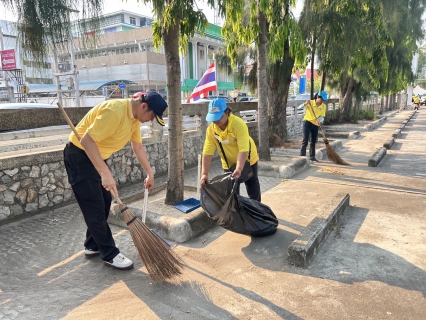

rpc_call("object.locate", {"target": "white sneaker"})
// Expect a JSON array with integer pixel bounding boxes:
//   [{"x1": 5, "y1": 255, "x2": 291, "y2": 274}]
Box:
[
  {"x1": 84, "y1": 248, "x2": 100, "y2": 258},
  {"x1": 104, "y1": 253, "x2": 134, "y2": 270}
]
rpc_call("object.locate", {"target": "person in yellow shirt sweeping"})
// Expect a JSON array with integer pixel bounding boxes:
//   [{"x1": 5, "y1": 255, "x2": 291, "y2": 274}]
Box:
[
  {"x1": 63, "y1": 92, "x2": 167, "y2": 270},
  {"x1": 413, "y1": 96, "x2": 420, "y2": 111},
  {"x1": 200, "y1": 98, "x2": 261, "y2": 202},
  {"x1": 300, "y1": 91, "x2": 328, "y2": 162}
]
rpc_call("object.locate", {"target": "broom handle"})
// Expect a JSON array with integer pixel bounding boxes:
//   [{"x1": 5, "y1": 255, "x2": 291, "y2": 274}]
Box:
[
  {"x1": 142, "y1": 188, "x2": 148, "y2": 223},
  {"x1": 306, "y1": 102, "x2": 328, "y2": 141},
  {"x1": 196, "y1": 154, "x2": 201, "y2": 200},
  {"x1": 57, "y1": 102, "x2": 81, "y2": 141},
  {"x1": 56, "y1": 102, "x2": 124, "y2": 205}
]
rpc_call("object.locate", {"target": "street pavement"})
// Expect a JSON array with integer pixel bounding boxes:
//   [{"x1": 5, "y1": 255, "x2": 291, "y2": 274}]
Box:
[{"x1": 0, "y1": 109, "x2": 425, "y2": 319}]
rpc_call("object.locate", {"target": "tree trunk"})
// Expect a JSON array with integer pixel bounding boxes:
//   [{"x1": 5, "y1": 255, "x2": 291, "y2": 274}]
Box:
[
  {"x1": 310, "y1": 30, "x2": 316, "y2": 99},
  {"x1": 385, "y1": 95, "x2": 389, "y2": 111},
  {"x1": 257, "y1": 4, "x2": 271, "y2": 161},
  {"x1": 321, "y1": 71, "x2": 327, "y2": 92},
  {"x1": 163, "y1": 21, "x2": 184, "y2": 204},
  {"x1": 339, "y1": 76, "x2": 355, "y2": 122},
  {"x1": 268, "y1": 39, "x2": 294, "y2": 143},
  {"x1": 379, "y1": 96, "x2": 384, "y2": 115}
]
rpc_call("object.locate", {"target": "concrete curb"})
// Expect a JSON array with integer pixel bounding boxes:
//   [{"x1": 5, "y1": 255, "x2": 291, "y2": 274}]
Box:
[
  {"x1": 368, "y1": 147, "x2": 387, "y2": 167},
  {"x1": 316, "y1": 140, "x2": 343, "y2": 160},
  {"x1": 109, "y1": 203, "x2": 214, "y2": 243},
  {"x1": 323, "y1": 131, "x2": 360, "y2": 139},
  {"x1": 392, "y1": 129, "x2": 401, "y2": 138},
  {"x1": 363, "y1": 116, "x2": 388, "y2": 131},
  {"x1": 287, "y1": 192, "x2": 350, "y2": 267},
  {"x1": 383, "y1": 137, "x2": 395, "y2": 150},
  {"x1": 258, "y1": 155, "x2": 310, "y2": 179}
]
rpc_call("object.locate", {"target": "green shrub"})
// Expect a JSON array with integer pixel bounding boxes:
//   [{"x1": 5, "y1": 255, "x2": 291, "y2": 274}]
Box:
[{"x1": 354, "y1": 109, "x2": 376, "y2": 121}]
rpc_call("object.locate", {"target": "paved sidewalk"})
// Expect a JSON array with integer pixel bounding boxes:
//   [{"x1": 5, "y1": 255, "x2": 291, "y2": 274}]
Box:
[{"x1": 0, "y1": 110, "x2": 425, "y2": 319}]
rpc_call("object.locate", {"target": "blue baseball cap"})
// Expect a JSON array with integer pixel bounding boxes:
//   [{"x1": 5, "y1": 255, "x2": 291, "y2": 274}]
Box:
[
  {"x1": 318, "y1": 90, "x2": 328, "y2": 102},
  {"x1": 140, "y1": 91, "x2": 168, "y2": 126},
  {"x1": 206, "y1": 98, "x2": 227, "y2": 122}
]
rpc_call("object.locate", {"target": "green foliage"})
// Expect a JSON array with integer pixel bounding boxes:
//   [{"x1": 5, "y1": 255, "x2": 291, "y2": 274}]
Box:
[
  {"x1": 350, "y1": 109, "x2": 376, "y2": 123},
  {"x1": 7, "y1": 0, "x2": 102, "y2": 66},
  {"x1": 221, "y1": 0, "x2": 306, "y2": 69},
  {"x1": 324, "y1": 108, "x2": 341, "y2": 125},
  {"x1": 148, "y1": 0, "x2": 209, "y2": 55}
]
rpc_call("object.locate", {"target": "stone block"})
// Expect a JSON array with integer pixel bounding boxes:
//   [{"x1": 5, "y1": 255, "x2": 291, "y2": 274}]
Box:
[
  {"x1": 383, "y1": 137, "x2": 395, "y2": 150},
  {"x1": 287, "y1": 193, "x2": 350, "y2": 267},
  {"x1": 392, "y1": 129, "x2": 401, "y2": 138},
  {"x1": 368, "y1": 147, "x2": 387, "y2": 167}
]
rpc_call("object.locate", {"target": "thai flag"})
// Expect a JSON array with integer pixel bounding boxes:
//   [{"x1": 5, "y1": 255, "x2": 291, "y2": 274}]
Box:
[{"x1": 186, "y1": 63, "x2": 217, "y2": 103}]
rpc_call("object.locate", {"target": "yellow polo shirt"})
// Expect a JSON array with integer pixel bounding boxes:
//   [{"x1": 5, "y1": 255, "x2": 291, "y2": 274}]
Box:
[
  {"x1": 203, "y1": 114, "x2": 259, "y2": 170},
  {"x1": 414, "y1": 97, "x2": 420, "y2": 104},
  {"x1": 303, "y1": 100, "x2": 327, "y2": 126},
  {"x1": 69, "y1": 99, "x2": 142, "y2": 159}
]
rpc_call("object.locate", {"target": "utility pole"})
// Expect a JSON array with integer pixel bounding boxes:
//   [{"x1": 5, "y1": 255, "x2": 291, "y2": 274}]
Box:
[
  {"x1": 67, "y1": 13, "x2": 80, "y2": 107},
  {"x1": 52, "y1": 47, "x2": 63, "y2": 106}
]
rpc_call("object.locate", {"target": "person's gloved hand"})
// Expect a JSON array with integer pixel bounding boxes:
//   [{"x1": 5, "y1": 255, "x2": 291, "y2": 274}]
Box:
[{"x1": 318, "y1": 116, "x2": 324, "y2": 124}]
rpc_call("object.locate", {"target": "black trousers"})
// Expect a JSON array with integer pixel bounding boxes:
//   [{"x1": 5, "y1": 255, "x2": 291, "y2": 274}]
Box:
[
  {"x1": 226, "y1": 162, "x2": 261, "y2": 202},
  {"x1": 63, "y1": 142, "x2": 119, "y2": 261},
  {"x1": 300, "y1": 121, "x2": 319, "y2": 158}
]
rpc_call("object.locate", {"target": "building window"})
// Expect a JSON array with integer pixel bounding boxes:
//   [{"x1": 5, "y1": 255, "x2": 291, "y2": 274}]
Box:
[
  {"x1": 199, "y1": 49, "x2": 205, "y2": 60},
  {"x1": 140, "y1": 17, "x2": 146, "y2": 26},
  {"x1": 130, "y1": 17, "x2": 136, "y2": 25}
]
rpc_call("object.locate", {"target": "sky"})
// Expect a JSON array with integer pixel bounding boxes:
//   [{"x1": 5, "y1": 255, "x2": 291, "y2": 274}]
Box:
[
  {"x1": 0, "y1": 0, "x2": 303, "y2": 24},
  {"x1": 0, "y1": 0, "x2": 219, "y2": 23}
]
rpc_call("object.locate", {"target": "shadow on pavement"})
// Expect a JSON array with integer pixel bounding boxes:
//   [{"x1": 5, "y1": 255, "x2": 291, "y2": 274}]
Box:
[
  {"x1": 187, "y1": 266, "x2": 303, "y2": 320},
  {"x1": 287, "y1": 207, "x2": 426, "y2": 298}
]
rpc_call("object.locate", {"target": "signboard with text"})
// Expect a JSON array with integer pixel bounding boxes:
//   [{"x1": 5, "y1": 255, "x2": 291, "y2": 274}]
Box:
[{"x1": 1, "y1": 49, "x2": 17, "y2": 70}]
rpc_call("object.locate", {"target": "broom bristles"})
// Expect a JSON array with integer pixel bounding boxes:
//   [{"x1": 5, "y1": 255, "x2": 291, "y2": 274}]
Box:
[
  {"x1": 324, "y1": 140, "x2": 350, "y2": 165},
  {"x1": 120, "y1": 204, "x2": 185, "y2": 281}
]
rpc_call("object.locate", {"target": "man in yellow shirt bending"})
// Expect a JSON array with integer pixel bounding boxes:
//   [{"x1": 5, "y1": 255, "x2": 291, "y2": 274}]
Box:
[
  {"x1": 300, "y1": 91, "x2": 328, "y2": 162},
  {"x1": 63, "y1": 92, "x2": 167, "y2": 270}
]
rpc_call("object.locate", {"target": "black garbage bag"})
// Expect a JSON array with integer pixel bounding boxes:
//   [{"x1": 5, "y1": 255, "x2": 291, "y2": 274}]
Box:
[{"x1": 201, "y1": 173, "x2": 278, "y2": 237}]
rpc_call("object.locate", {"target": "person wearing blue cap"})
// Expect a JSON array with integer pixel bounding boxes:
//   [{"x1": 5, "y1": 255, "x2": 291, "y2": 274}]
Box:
[
  {"x1": 300, "y1": 90, "x2": 328, "y2": 162},
  {"x1": 63, "y1": 91, "x2": 167, "y2": 270},
  {"x1": 200, "y1": 98, "x2": 261, "y2": 201}
]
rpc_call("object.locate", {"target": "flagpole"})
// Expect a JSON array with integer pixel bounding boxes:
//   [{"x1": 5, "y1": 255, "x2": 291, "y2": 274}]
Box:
[{"x1": 213, "y1": 53, "x2": 218, "y2": 98}]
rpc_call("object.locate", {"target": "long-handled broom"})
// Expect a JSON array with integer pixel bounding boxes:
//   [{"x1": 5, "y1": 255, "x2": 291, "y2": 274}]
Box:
[
  {"x1": 306, "y1": 103, "x2": 349, "y2": 165},
  {"x1": 57, "y1": 102, "x2": 184, "y2": 281}
]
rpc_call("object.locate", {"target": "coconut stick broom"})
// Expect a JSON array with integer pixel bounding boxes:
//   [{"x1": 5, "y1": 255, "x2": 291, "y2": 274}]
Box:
[
  {"x1": 306, "y1": 103, "x2": 350, "y2": 165},
  {"x1": 57, "y1": 102, "x2": 184, "y2": 281}
]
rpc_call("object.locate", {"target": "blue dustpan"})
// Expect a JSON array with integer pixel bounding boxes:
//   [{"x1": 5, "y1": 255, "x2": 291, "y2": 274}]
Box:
[{"x1": 174, "y1": 197, "x2": 201, "y2": 213}]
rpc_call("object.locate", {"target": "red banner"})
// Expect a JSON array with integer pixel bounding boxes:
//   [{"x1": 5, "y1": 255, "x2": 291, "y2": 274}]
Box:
[{"x1": 1, "y1": 49, "x2": 16, "y2": 70}]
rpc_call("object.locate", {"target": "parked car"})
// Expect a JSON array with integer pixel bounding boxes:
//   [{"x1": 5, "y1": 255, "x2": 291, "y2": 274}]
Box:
[
  {"x1": 185, "y1": 96, "x2": 233, "y2": 104},
  {"x1": 204, "y1": 96, "x2": 234, "y2": 103},
  {"x1": 237, "y1": 96, "x2": 255, "y2": 102}
]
